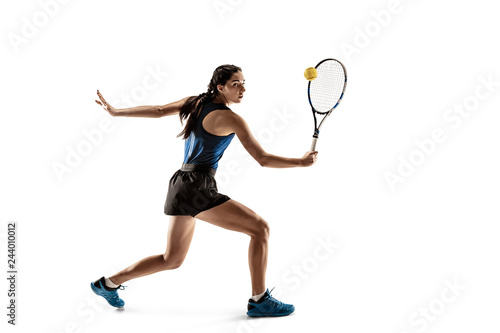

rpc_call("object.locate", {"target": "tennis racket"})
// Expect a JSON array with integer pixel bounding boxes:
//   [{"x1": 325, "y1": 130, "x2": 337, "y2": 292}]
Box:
[{"x1": 308, "y1": 58, "x2": 347, "y2": 151}]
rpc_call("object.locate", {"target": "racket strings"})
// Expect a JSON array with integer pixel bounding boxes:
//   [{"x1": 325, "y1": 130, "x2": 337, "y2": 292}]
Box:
[{"x1": 310, "y1": 60, "x2": 346, "y2": 113}]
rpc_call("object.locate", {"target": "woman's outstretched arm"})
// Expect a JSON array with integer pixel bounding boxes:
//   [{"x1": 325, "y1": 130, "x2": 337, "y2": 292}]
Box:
[
  {"x1": 223, "y1": 112, "x2": 318, "y2": 168},
  {"x1": 95, "y1": 90, "x2": 189, "y2": 118}
]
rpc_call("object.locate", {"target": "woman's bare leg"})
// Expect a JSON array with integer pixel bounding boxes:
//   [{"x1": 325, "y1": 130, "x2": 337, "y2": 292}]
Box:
[
  {"x1": 194, "y1": 199, "x2": 270, "y2": 296},
  {"x1": 108, "y1": 215, "x2": 196, "y2": 285}
]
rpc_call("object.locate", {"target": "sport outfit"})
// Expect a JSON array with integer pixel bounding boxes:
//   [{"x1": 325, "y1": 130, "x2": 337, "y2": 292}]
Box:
[{"x1": 164, "y1": 100, "x2": 234, "y2": 217}]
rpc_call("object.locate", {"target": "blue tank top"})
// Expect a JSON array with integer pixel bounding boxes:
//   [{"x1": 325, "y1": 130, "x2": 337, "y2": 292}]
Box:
[{"x1": 182, "y1": 100, "x2": 235, "y2": 170}]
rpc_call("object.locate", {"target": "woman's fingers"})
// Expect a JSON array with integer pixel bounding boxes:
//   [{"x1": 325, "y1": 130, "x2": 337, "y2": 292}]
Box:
[
  {"x1": 96, "y1": 92, "x2": 113, "y2": 114},
  {"x1": 307, "y1": 151, "x2": 318, "y2": 164},
  {"x1": 97, "y1": 90, "x2": 107, "y2": 105}
]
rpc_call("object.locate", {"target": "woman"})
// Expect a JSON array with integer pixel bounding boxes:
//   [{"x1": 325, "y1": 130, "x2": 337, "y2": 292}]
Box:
[{"x1": 91, "y1": 64, "x2": 318, "y2": 317}]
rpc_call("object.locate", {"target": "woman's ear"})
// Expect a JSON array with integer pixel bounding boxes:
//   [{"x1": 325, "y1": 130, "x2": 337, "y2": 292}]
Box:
[{"x1": 217, "y1": 84, "x2": 224, "y2": 92}]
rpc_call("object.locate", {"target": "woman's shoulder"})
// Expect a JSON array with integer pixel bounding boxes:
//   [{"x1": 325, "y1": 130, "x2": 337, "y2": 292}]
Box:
[{"x1": 201, "y1": 105, "x2": 238, "y2": 136}]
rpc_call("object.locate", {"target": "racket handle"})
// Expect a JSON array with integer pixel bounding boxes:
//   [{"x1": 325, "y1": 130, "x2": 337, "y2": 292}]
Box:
[{"x1": 310, "y1": 137, "x2": 318, "y2": 151}]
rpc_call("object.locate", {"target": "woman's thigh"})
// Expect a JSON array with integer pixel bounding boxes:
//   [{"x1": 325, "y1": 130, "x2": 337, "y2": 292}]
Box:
[
  {"x1": 165, "y1": 215, "x2": 196, "y2": 263},
  {"x1": 194, "y1": 199, "x2": 269, "y2": 238}
]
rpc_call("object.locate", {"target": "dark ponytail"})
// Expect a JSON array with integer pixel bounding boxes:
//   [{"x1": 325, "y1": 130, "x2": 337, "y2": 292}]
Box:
[{"x1": 177, "y1": 64, "x2": 242, "y2": 139}]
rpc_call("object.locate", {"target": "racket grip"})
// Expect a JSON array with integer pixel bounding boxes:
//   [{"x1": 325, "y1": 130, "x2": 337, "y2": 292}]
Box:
[{"x1": 310, "y1": 137, "x2": 318, "y2": 151}]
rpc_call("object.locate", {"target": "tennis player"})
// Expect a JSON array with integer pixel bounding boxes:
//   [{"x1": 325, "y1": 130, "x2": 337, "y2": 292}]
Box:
[{"x1": 91, "y1": 64, "x2": 318, "y2": 317}]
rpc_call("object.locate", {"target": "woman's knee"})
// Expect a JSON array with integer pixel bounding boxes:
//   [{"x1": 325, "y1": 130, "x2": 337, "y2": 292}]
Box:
[
  {"x1": 161, "y1": 254, "x2": 184, "y2": 270},
  {"x1": 252, "y1": 217, "x2": 270, "y2": 240}
]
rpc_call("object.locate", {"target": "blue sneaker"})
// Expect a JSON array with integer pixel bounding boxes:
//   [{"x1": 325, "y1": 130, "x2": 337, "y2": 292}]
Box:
[
  {"x1": 246, "y1": 288, "x2": 295, "y2": 317},
  {"x1": 90, "y1": 276, "x2": 126, "y2": 308}
]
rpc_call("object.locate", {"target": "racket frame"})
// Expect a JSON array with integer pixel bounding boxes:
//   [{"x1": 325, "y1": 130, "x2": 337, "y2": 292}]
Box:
[{"x1": 307, "y1": 58, "x2": 347, "y2": 151}]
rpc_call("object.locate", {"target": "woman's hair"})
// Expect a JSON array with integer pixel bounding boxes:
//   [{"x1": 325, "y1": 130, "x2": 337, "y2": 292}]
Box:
[{"x1": 177, "y1": 64, "x2": 242, "y2": 139}]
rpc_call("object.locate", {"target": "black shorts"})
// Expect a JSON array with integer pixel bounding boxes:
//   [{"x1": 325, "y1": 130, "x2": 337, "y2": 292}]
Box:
[{"x1": 164, "y1": 164, "x2": 231, "y2": 217}]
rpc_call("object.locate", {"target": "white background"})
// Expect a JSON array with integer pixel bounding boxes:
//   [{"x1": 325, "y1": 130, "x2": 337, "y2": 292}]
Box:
[{"x1": 1, "y1": 0, "x2": 499, "y2": 332}]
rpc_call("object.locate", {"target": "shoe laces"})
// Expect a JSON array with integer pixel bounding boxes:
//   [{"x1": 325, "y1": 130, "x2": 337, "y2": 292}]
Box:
[
  {"x1": 106, "y1": 285, "x2": 126, "y2": 300},
  {"x1": 265, "y1": 287, "x2": 285, "y2": 308}
]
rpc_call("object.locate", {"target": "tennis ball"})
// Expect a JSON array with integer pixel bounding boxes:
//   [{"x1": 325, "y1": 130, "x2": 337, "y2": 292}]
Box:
[{"x1": 304, "y1": 67, "x2": 318, "y2": 81}]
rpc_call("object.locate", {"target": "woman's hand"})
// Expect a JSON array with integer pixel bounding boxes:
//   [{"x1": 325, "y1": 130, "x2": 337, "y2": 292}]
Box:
[
  {"x1": 300, "y1": 151, "x2": 318, "y2": 167},
  {"x1": 95, "y1": 90, "x2": 119, "y2": 116}
]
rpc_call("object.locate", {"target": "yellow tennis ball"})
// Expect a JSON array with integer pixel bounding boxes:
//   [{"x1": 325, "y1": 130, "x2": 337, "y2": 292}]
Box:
[{"x1": 304, "y1": 67, "x2": 318, "y2": 81}]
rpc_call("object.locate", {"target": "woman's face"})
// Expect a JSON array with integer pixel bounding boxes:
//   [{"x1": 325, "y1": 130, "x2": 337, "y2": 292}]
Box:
[{"x1": 217, "y1": 71, "x2": 246, "y2": 105}]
